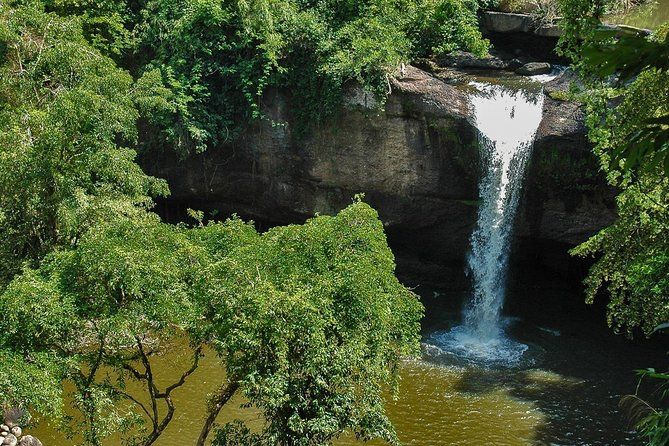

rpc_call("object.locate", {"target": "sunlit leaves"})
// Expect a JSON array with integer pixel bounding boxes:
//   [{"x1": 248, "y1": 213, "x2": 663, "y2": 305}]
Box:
[
  {"x1": 0, "y1": 350, "x2": 66, "y2": 422},
  {"x1": 582, "y1": 29, "x2": 669, "y2": 80},
  {"x1": 129, "y1": 0, "x2": 490, "y2": 154},
  {"x1": 202, "y1": 200, "x2": 423, "y2": 446},
  {"x1": 560, "y1": 0, "x2": 669, "y2": 337},
  {"x1": 0, "y1": 3, "x2": 167, "y2": 281},
  {"x1": 0, "y1": 3, "x2": 425, "y2": 444},
  {"x1": 580, "y1": 28, "x2": 669, "y2": 177},
  {"x1": 0, "y1": 198, "x2": 421, "y2": 444}
]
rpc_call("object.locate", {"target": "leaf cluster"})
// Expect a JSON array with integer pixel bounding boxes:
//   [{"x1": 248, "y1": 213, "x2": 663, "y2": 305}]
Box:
[
  {"x1": 559, "y1": 0, "x2": 669, "y2": 337},
  {"x1": 0, "y1": 2, "x2": 426, "y2": 444},
  {"x1": 42, "y1": 0, "x2": 490, "y2": 155}
]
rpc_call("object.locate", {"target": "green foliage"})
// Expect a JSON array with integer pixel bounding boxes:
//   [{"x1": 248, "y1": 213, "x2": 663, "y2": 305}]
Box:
[
  {"x1": 42, "y1": 0, "x2": 489, "y2": 155},
  {"x1": 407, "y1": 0, "x2": 489, "y2": 57},
  {"x1": 0, "y1": 350, "x2": 65, "y2": 422},
  {"x1": 0, "y1": 201, "x2": 422, "y2": 444},
  {"x1": 203, "y1": 200, "x2": 423, "y2": 445},
  {"x1": 580, "y1": 29, "x2": 669, "y2": 176},
  {"x1": 561, "y1": 4, "x2": 669, "y2": 441},
  {"x1": 557, "y1": 0, "x2": 608, "y2": 63},
  {"x1": 639, "y1": 409, "x2": 669, "y2": 446},
  {"x1": 620, "y1": 365, "x2": 669, "y2": 446},
  {"x1": 571, "y1": 176, "x2": 669, "y2": 336},
  {"x1": 0, "y1": 213, "x2": 217, "y2": 441},
  {"x1": 0, "y1": 2, "x2": 426, "y2": 444},
  {"x1": 0, "y1": 2, "x2": 167, "y2": 282},
  {"x1": 559, "y1": 0, "x2": 669, "y2": 335},
  {"x1": 41, "y1": 0, "x2": 136, "y2": 57}
]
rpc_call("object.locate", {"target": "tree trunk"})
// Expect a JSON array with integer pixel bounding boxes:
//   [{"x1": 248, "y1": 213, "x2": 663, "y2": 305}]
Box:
[{"x1": 196, "y1": 381, "x2": 240, "y2": 446}]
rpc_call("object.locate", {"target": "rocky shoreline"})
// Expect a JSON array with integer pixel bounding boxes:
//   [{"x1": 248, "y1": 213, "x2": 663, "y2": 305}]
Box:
[{"x1": 1, "y1": 410, "x2": 41, "y2": 446}]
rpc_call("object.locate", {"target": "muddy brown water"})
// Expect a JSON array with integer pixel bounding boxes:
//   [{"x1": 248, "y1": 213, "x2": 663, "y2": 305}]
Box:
[{"x1": 30, "y1": 288, "x2": 666, "y2": 446}]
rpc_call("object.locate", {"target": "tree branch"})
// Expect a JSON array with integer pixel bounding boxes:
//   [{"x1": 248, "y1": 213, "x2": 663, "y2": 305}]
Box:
[{"x1": 196, "y1": 380, "x2": 240, "y2": 446}]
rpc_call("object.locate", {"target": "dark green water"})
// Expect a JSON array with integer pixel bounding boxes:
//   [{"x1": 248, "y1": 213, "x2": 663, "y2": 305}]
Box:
[{"x1": 606, "y1": 0, "x2": 669, "y2": 29}]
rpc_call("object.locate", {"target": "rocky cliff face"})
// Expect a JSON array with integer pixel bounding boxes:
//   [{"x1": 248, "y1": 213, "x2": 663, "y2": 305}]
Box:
[{"x1": 143, "y1": 65, "x2": 615, "y2": 287}]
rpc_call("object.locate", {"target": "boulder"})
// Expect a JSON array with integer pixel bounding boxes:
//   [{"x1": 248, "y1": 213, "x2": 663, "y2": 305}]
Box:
[
  {"x1": 3, "y1": 408, "x2": 25, "y2": 428},
  {"x1": 2, "y1": 434, "x2": 17, "y2": 446},
  {"x1": 516, "y1": 62, "x2": 552, "y2": 76},
  {"x1": 18, "y1": 437, "x2": 41, "y2": 446},
  {"x1": 535, "y1": 23, "x2": 563, "y2": 37},
  {"x1": 437, "y1": 51, "x2": 521, "y2": 70}
]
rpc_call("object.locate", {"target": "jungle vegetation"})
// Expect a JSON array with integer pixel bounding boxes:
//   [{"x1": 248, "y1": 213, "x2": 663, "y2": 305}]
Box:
[
  {"x1": 1, "y1": 0, "x2": 668, "y2": 443},
  {"x1": 559, "y1": 0, "x2": 669, "y2": 443},
  {"x1": 0, "y1": 0, "x2": 496, "y2": 444}
]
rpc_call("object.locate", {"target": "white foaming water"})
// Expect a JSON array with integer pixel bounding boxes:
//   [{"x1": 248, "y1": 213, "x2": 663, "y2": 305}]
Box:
[
  {"x1": 465, "y1": 81, "x2": 544, "y2": 340},
  {"x1": 427, "y1": 81, "x2": 545, "y2": 366}
]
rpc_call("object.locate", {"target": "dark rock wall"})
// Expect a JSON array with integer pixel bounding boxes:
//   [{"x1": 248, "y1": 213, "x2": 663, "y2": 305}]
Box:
[{"x1": 143, "y1": 66, "x2": 614, "y2": 290}]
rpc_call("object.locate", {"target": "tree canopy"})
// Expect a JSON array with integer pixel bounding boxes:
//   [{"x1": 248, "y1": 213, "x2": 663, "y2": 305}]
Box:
[
  {"x1": 558, "y1": 0, "x2": 669, "y2": 338},
  {"x1": 559, "y1": 1, "x2": 669, "y2": 442},
  {"x1": 0, "y1": 199, "x2": 422, "y2": 445},
  {"x1": 38, "y1": 0, "x2": 490, "y2": 155},
  {"x1": 0, "y1": 1, "x2": 430, "y2": 444}
]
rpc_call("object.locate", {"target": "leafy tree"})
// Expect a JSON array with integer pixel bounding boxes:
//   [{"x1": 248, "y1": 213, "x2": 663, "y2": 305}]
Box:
[
  {"x1": 0, "y1": 201, "x2": 422, "y2": 446},
  {"x1": 559, "y1": 1, "x2": 669, "y2": 442},
  {"x1": 0, "y1": 2, "x2": 427, "y2": 445},
  {"x1": 40, "y1": 0, "x2": 137, "y2": 57},
  {"x1": 40, "y1": 0, "x2": 490, "y2": 155},
  {"x1": 567, "y1": 27, "x2": 669, "y2": 337},
  {"x1": 579, "y1": 29, "x2": 669, "y2": 176},
  {"x1": 201, "y1": 200, "x2": 423, "y2": 445},
  {"x1": 0, "y1": 1, "x2": 167, "y2": 283},
  {"x1": 558, "y1": 0, "x2": 669, "y2": 337}
]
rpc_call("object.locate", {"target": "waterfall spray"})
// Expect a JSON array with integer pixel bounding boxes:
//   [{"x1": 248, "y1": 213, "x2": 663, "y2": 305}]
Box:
[
  {"x1": 464, "y1": 82, "x2": 544, "y2": 341},
  {"x1": 427, "y1": 79, "x2": 546, "y2": 365}
]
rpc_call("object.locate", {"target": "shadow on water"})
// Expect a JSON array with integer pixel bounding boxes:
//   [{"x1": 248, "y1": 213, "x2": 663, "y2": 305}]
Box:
[{"x1": 418, "y1": 284, "x2": 668, "y2": 446}]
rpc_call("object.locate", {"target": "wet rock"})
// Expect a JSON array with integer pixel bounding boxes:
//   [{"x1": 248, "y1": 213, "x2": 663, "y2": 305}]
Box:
[
  {"x1": 544, "y1": 68, "x2": 583, "y2": 99},
  {"x1": 516, "y1": 62, "x2": 551, "y2": 75},
  {"x1": 389, "y1": 65, "x2": 471, "y2": 118},
  {"x1": 483, "y1": 11, "x2": 652, "y2": 41},
  {"x1": 437, "y1": 51, "x2": 521, "y2": 70}
]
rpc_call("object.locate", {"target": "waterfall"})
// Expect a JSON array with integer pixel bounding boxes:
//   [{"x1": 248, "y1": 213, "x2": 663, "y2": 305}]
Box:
[
  {"x1": 426, "y1": 79, "x2": 546, "y2": 366},
  {"x1": 464, "y1": 82, "x2": 545, "y2": 341}
]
